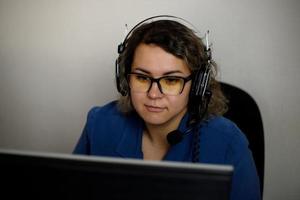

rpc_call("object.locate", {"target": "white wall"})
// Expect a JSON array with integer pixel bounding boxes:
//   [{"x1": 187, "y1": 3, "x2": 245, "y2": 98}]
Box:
[{"x1": 0, "y1": 0, "x2": 299, "y2": 199}]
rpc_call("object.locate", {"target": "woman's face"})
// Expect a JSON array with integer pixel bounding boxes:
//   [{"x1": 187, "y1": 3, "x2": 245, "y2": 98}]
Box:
[{"x1": 130, "y1": 43, "x2": 191, "y2": 127}]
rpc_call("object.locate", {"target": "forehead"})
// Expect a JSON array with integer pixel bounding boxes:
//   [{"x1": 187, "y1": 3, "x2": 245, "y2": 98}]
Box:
[{"x1": 131, "y1": 43, "x2": 190, "y2": 75}]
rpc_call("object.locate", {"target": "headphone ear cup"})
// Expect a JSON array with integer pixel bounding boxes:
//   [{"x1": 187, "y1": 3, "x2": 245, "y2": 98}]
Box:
[
  {"x1": 115, "y1": 58, "x2": 128, "y2": 96},
  {"x1": 191, "y1": 69, "x2": 204, "y2": 97},
  {"x1": 191, "y1": 66, "x2": 211, "y2": 98},
  {"x1": 188, "y1": 66, "x2": 211, "y2": 123}
]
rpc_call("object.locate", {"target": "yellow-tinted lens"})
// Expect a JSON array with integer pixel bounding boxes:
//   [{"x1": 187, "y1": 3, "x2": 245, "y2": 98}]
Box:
[
  {"x1": 160, "y1": 77, "x2": 184, "y2": 95},
  {"x1": 128, "y1": 74, "x2": 150, "y2": 92}
]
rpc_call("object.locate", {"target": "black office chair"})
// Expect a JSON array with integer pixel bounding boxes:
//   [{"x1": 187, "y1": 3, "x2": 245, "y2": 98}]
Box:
[{"x1": 220, "y1": 82, "x2": 264, "y2": 196}]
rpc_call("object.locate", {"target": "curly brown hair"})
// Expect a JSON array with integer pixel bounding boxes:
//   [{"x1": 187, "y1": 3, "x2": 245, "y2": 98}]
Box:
[{"x1": 116, "y1": 19, "x2": 227, "y2": 121}]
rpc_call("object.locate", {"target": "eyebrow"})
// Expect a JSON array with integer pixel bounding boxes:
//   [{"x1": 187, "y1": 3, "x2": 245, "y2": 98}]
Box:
[{"x1": 132, "y1": 67, "x2": 184, "y2": 76}]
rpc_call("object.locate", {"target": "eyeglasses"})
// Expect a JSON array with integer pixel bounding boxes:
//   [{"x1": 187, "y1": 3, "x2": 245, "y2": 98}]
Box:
[{"x1": 127, "y1": 72, "x2": 192, "y2": 95}]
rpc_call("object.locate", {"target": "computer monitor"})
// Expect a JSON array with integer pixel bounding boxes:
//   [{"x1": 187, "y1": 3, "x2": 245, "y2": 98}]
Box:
[{"x1": 0, "y1": 149, "x2": 233, "y2": 200}]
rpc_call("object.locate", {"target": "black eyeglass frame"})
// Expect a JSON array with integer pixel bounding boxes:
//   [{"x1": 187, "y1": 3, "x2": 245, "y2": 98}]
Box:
[{"x1": 127, "y1": 72, "x2": 193, "y2": 95}]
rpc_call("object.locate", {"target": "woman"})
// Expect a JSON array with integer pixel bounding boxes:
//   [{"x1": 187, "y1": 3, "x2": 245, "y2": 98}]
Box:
[{"x1": 73, "y1": 17, "x2": 261, "y2": 200}]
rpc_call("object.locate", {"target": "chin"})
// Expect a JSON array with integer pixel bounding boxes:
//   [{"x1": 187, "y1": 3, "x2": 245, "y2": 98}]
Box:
[
  {"x1": 144, "y1": 119, "x2": 169, "y2": 126},
  {"x1": 140, "y1": 113, "x2": 169, "y2": 126}
]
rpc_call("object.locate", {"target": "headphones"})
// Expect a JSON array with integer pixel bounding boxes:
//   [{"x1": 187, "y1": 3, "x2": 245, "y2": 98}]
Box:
[{"x1": 115, "y1": 15, "x2": 212, "y2": 102}]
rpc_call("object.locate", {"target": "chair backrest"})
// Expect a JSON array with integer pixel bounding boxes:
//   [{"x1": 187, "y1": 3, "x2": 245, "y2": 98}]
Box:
[{"x1": 220, "y1": 82, "x2": 264, "y2": 196}]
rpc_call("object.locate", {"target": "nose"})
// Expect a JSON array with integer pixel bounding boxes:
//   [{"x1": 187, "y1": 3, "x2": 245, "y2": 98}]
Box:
[{"x1": 147, "y1": 82, "x2": 163, "y2": 99}]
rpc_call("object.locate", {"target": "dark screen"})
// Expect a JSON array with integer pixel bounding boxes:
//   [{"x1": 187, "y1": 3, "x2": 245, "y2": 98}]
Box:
[{"x1": 0, "y1": 150, "x2": 233, "y2": 200}]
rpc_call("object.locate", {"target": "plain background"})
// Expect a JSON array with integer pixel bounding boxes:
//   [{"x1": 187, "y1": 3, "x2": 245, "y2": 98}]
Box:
[{"x1": 0, "y1": 0, "x2": 299, "y2": 199}]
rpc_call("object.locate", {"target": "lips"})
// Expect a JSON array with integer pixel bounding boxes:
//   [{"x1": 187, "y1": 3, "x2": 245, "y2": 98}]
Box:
[{"x1": 145, "y1": 105, "x2": 165, "y2": 112}]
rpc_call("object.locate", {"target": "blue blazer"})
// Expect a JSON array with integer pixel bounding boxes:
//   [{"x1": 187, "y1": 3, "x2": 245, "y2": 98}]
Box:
[{"x1": 74, "y1": 101, "x2": 261, "y2": 200}]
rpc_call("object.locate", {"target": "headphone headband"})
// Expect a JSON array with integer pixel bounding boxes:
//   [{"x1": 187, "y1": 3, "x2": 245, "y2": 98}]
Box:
[{"x1": 118, "y1": 15, "x2": 203, "y2": 54}]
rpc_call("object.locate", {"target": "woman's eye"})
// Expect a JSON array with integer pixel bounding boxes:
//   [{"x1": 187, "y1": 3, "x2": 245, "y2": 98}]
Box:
[
  {"x1": 164, "y1": 78, "x2": 180, "y2": 85},
  {"x1": 136, "y1": 75, "x2": 149, "y2": 82}
]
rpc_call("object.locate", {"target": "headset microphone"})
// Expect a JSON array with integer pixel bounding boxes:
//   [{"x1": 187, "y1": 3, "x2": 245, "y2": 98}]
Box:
[{"x1": 167, "y1": 128, "x2": 193, "y2": 146}]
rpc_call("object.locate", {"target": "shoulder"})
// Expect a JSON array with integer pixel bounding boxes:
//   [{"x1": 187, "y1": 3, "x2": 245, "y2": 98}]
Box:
[
  {"x1": 85, "y1": 101, "x2": 125, "y2": 122},
  {"x1": 84, "y1": 100, "x2": 129, "y2": 132},
  {"x1": 202, "y1": 116, "x2": 248, "y2": 144},
  {"x1": 87, "y1": 100, "x2": 120, "y2": 117},
  {"x1": 74, "y1": 101, "x2": 139, "y2": 156},
  {"x1": 199, "y1": 116, "x2": 249, "y2": 164},
  {"x1": 85, "y1": 100, "x2": 142, "y2": 133}
]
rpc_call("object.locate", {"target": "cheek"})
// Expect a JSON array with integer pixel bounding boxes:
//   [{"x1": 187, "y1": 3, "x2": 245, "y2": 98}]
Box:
[
  {"x1": 130, "y1": 92, "x2": 144, "y2": 109},
  {"x1": 178, "y1": 84, "x2": 191, "y2": 106},
  {"x1": 178, "y1": 83, "x2": 191, "y2": 102},
  {"x1": 167, "y1": 93, "x2": 189, "y2": 109}
]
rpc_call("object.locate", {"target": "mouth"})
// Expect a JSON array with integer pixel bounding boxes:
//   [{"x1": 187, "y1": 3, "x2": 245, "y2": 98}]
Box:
[{"x1": 144, "y1": 105, "x2": 166, "y2": 113}]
